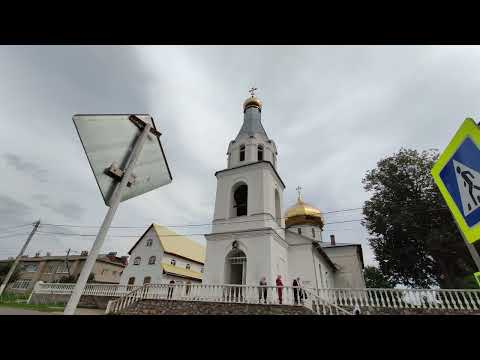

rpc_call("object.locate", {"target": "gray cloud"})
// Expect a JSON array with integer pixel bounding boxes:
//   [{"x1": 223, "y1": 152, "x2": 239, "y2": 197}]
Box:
[
  {"x1": 4, "y1": 153, "x2": 49, "y2": 182},
  {"x1": 0, "y1": 194, "x2": 32, "y2": 218},
  {"x1": 1, "y1": 46, "x2": 480, "y2": 266}
]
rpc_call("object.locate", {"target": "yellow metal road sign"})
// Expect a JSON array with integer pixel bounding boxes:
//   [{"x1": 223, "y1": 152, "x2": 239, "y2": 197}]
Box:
[
  {"x1": 475, "y1": 272, "x2": 480, "y2": 288},
  {"x1": 431, "y1": 118, "x2": 480, "y2": 244}
]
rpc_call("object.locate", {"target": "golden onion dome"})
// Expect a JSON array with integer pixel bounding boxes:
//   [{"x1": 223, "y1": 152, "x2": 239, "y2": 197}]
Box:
[
  {"x1": 285, "y1": 196, "x2": 324, "y2": 229},
  {"x1": 243, "y1": 95, "x2": 262, "y2": 111}
]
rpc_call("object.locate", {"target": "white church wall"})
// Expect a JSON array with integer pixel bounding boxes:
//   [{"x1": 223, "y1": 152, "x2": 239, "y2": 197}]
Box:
[
  {"x1": 212, "y1": 162, "x2": 284, "y2": 235},
  {"x1": 228, "y1": 134, "x2": 277, "y2": 169},
  {"x1": 205, "y1": 231, "x2": 278, "y2": 285},
  {"x1": 119, "y1": 227, "x2": 165, "y2": 286},
  {"x1": 287, "y1": 244, "x2": 334, "y2": 289},
  {"x1": 292, "y1": 225, "x2": 323, "y2": 242},
  {"x1": 270, "y1": 235, "x2": 289, "y2": 286},
  {"x1": 323, "y1": 246, "x2": 365, "y2": 288}
]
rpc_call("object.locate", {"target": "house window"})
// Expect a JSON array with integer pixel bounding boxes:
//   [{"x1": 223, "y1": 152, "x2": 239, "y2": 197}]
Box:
[
  {"x1": 257, "y1": 145, "x2": 264, "y2": 161},
  {"x1": 148, "y1": 256, "x2": 156, "y2": 265},
  {"x1": 146, "y1": 238, "x2": 153, "y2": 247},
  {"x1": 186, "y1": 264, "x2": 191, "y2": 270},
  {"x1": 23, "y1": 263, "x2": 39, "y2": 273},
  {"x1": 170, "y1": 259, "x2": 176, "y2": 266},
  {"x1": 128, "y1": 277, "x2": 135, "y2": 285},
  {"x1": 201, "y1": 267, "x2": 204, "y2": 273},
  {"x1": 143, "y1": 276, "x2": 151, "y2": 284},
  {"x1": 312, "y1": 228, "x2": 315, "y2": 238},
  {"x1": 239, "y1": 145, "x2": 245, "y2": 162},
  {"x1": 133, "y1": 257, "x2": 141, "y2": 265},
  {"x1": 298, "y1": 228, "x2": 302, "y2": 235}
]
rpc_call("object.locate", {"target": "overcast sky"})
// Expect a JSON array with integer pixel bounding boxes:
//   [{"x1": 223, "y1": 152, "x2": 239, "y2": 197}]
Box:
[{"x1": 1, "y1": 45, "x2": 480, "y2": 266}]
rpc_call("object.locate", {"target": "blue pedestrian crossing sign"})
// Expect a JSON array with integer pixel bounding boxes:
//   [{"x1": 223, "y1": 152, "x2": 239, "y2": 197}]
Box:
[{"x1": 432, "y1": 118, "x2": 480, "y2": 244}]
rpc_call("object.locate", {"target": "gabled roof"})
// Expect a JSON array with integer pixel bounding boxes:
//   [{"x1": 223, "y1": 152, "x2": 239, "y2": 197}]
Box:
[{"x1": 128, "y1": 224, "x2": 206, "y2": 264}]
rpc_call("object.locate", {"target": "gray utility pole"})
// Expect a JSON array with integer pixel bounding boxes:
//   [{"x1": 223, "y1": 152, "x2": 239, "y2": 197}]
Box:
[
  {"x1": 64, "y1": 122, "x2": 152, "y2": 315},
  {"x1": 65, "y1": 248, "x2": 71, "y2": 276},
  {"x1": 0, "y1": 220, "x2": 41, "y2": 296}
]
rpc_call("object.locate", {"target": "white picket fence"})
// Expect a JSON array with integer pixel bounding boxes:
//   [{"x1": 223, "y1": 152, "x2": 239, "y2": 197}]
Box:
[
  {"x1": 30, "y1": 282, "x2": 480, "y2": 314},
  {"x1": 105, "y1": 283, "x2": 351, "y2": 315},
  {"x1": 29, "y1": 281, "x2": 141, "y2": 300},
  {"x1": 310, "y1": 287, "x2": 480, "y2": 311}
]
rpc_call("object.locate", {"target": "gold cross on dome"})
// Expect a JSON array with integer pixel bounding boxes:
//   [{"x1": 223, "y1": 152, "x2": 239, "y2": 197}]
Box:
[
  {"x1": 249, "y1": 87, "x2": 258, "y2": 97},
  {"x1": 296, "y1": 186, "x2": 303, "y2": 200}
]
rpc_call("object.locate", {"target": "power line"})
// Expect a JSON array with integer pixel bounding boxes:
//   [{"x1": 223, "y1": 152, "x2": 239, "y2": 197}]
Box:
[
  {"x1": 0, "y1": 223, "x2": 34, "y2": 232},
  {"x1": 0, "y1": 232, "x2": 32, "y2": 240},
  {"x1": 37, "y1": 204, "x2": 450, "y2": 231},
  {"x1": 33, "y1": 219, "x2": 364, "y2": 239}
]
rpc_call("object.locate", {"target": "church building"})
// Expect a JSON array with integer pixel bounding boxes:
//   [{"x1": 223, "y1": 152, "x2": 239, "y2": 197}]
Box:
[{"x1": 203, "y1": 91, "x2": 365, "y2": 289}]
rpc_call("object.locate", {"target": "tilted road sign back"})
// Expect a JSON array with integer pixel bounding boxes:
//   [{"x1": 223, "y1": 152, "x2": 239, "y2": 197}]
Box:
[{"x1": 73, "y1": 114, "x2": 173, "y2": 206}]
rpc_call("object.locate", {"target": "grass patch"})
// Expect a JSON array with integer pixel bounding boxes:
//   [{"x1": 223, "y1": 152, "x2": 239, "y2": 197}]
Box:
[{"x1": 0, "y1": 302, "x2": 64, "y2": 312}]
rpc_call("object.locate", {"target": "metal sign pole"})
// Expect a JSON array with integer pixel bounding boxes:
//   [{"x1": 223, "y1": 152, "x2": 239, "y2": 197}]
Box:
[
  {"x1": 452, "y1": 217, "x2": 480, "y2": 272},
  {"x1": 64, "y1": 122, "x2": 152, "y2": 315}
]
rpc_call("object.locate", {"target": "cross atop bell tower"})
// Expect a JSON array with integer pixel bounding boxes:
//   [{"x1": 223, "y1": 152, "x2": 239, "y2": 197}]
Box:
[{"x1": 248, "y1": 87, "x2": 258, "y2": 97}]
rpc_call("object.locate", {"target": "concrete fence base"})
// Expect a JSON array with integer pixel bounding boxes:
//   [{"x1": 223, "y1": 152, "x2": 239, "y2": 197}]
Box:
[{"x1": 29, "y1": 293, "x2": 116, "y2": 310}]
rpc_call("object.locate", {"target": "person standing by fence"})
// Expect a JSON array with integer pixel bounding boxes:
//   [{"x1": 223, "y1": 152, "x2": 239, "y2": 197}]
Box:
[
  {"x1": 258, "y1": 276, "x2": 268, "y2": 303},
  {"x1": 168, "y1": 279, "x2": 175, "y2": 299},
  {"x1": 293, "y1": 278, "x2": 299, "y2": 304},
  {"x1": 276, "y1": 275, "x2": 284, "y2": 304}
]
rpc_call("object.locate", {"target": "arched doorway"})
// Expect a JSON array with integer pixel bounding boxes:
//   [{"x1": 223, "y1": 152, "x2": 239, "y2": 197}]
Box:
[
  {"x1": 224, "y1": 244, "x2": 247, "y2": 302},
  {"x1": 225, "y1": 246, "x2": 247, "y2": 285}
]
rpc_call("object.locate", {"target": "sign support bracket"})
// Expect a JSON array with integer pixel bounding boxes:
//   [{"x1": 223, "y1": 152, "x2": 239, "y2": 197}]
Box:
[{"x1": 64, "y1": 121, "x2": 152, "y2": 315}]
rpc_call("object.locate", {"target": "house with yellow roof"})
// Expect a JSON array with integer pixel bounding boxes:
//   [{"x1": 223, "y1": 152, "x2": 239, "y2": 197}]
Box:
[{"x1": 119, "y1": 224, "x2": 205, "y2": 286}]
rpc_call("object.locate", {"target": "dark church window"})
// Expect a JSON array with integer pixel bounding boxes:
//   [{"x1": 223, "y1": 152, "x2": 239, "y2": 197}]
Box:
[
  {"x1": 298, "y1": 228, "x2": 302, "y2": 235},
  {"x1": 258, "y1": 145, "x2": 264, "y2": 161},
  {"x1": 312, "y1": 228, "x2": 315, "y2": 238},
  {"x1": 239, "y1": 145, "x2": 245, "y2": 162},
  {"x1": 233, "y1": 184, "x2": 248, "y2": 216}
]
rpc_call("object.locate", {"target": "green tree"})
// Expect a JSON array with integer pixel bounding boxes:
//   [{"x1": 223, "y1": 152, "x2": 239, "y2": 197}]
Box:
[
  {"x1": 364, "y1": 266, "x2": 395, "y2": 288},
  {"x1": 362, "y1": 148, "x2": 478, "y2": 289}
]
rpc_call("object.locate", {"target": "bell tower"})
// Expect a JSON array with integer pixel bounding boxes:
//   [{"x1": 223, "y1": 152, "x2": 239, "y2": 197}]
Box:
[{"x1": 203, "y1": 90, "x2": 288, "y2": 286}]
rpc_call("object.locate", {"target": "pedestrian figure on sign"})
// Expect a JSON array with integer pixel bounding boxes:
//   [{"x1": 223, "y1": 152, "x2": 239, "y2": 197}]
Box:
[
  {"x1": 258, "y1": 276, "x2": 268, "y2": 304},
  {"x1": 168, "y1": 279, "x2": 175, "y2": 299},
  {"x1": 457, "y1": 166, "x2": 480, "y2": 210},
  {"x1": 276, "y1": 275, "x2": 284, "y2": 304}
]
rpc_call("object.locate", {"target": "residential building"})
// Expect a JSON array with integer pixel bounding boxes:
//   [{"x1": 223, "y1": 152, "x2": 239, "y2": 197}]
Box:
[
  {"x1": 0, "y1": 251, "x2": 127, "y2": 293},
  {"x1": 119, "y1": 224, "x2": 205, "y2": 286}
]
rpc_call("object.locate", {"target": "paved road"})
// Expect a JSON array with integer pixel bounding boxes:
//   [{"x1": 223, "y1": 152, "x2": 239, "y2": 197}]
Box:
[{"x1": 0, "y1": 307, "x2": 105, "y2": 315}]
